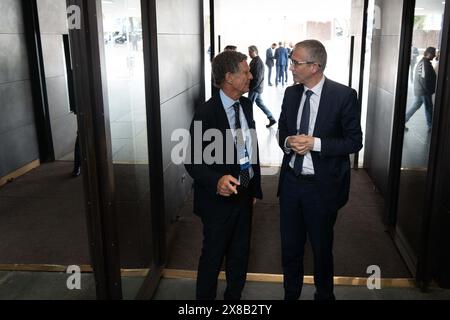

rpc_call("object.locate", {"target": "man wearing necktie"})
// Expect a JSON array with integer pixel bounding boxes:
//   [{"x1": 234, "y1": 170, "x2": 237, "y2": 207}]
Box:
[
  {"x1": 185, "y1": 51, "x2": 263, "y2": 300},
  {"x1": 278, "y1": 40, "x2": 363, "y2": 300}
]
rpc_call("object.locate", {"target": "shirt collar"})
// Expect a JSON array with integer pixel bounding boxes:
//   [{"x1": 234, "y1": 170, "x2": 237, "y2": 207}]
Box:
[
  {"x1": 304, "y1": 75, "x2": 325, "y2": 97},
  {"x1": 220, "y1": 90, "x2": 239, "y2": 110}
]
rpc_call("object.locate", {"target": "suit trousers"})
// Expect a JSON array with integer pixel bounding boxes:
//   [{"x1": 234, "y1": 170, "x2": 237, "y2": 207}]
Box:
[
  {"x1": 267, "y1": 66, "x2": 273, "y2": 85},
  {"x1": 276, "y1": 65, "x2": 286, "y2": 85},
  {"x1": 196, "y1": 188, "x2": 253, "y2": 300},
  {"x1": 280, "y1": 169, "x2": 337, "y2": 300}
]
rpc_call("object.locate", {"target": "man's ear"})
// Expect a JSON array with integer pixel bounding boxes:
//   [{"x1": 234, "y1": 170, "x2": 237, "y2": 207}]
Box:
[{"x1": 225, "y1": 72, "x2": 233, "y2": 85}]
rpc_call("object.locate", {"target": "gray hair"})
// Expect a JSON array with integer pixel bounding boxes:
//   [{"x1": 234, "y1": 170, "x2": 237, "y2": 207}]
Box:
[
  {"x1": 248, "y1": 45, "x2": 258, "y2": 54},
  {"x1": 295, "y1": 40, "x2": 327, "y2": 71},
  {"x1": 212, "y1": 51, "x2": 248, "y2": 87}
]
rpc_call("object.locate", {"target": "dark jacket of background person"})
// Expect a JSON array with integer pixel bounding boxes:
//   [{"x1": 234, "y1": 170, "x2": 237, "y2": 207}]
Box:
[
  {"x1": 414, "y1": 57, "x2": 437, "y2": 97},
  {"x1": 249, "y1": 55, "x2": 265, "y2": 94},
  {"x1": 275, "y1": 46, "x2": 289, "y2": 66},
  {"x1": 266, "y1": 47, "x2": 275, "y2": 67}
]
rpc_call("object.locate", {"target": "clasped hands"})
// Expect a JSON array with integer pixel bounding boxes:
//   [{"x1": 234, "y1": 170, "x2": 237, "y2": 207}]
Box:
[{"x1": 287, "y1": 134, "x2": 315, "y2": 155}]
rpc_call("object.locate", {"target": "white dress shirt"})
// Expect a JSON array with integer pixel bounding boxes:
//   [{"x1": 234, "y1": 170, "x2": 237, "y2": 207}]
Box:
[{"x1": 285, "y1": 76, "x2": 325, "y2": 175}]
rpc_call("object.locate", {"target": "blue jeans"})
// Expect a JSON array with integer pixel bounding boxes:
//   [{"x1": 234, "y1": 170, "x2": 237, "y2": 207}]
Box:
[
  {"x1": 405, "y1": 95, "x2": 433, "y2": 129},
  {"x1": 248, "y1": 90, "x2": 273, "y2": 119}
]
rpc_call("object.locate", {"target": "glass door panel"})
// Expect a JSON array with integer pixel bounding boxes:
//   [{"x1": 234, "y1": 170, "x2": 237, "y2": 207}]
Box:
[
  {"x1": 100, "y1": 0, "x2": 153, "y2": 299},
  {"x1": 396, "y1": 0, "x2": 445, "y2": 270}
]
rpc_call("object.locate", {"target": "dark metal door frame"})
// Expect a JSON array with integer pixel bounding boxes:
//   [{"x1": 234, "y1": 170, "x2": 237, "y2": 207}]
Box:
[
  {"x1": 67, "y1": 0, "x2": 122, "y2": 299},
  {"x1": 135, "y1": 0, "x2": 167, "y2": 300},
  {"x1": 386, "y1": 0, "x2": 416, "y2": 228},
  {"x1": 417, "y1": 0, "x2": 450, "y2": 289},
  {"x1": 22, "y1": 0, "x2": 55, "y2": 163},
  {"x1": 352, "y1": 0, "x2": 369, "y2": 170}
]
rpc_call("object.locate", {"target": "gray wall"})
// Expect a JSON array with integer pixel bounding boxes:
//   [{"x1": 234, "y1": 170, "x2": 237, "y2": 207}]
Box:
[
  {"x1": 156, "y1": 0, "x2": 203, "y2": 223},
  {"x1": 0, "y1": 0, "x2": 39, "y2": 178},
  {"x1": 364, "y1": 0, "x2": 403, "y2": 195},
  {"x1": 37, "y1": 0, "x2": 77, "y2": 160}
]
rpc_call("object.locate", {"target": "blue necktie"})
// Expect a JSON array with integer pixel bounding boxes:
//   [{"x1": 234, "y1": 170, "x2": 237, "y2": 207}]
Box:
[
  {"x1": 233, "y1": 103, "x2": 250, "y2": 188},
  {"x1": 293, "y1": 90, "x2": 314, "y2": 176}
]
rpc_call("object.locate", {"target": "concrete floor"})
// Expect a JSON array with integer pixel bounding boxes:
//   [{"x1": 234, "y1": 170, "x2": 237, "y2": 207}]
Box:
[
  {"x1": 154, "y1": 278, "x2": 450, "y2": 300},
  {"x1": 0, "y1": 271, "x2": 144, "y2": 300},
  {"x1": 1, "y1": 271, "x2": 450, "y2": 300}
]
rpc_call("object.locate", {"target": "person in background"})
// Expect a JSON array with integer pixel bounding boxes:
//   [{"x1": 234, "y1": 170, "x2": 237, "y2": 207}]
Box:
[
  {"x1": 265, "y1": 43, "x2": 277, "y2": 86},
  {"x1": 224, "y1": 45, "x2": 237, "y2": 52},
  {"x1": 405, "y1": 46, "x2": 437, "y2": 133},
  {"x1": 248, "y1": 45, "x2": 277, "y2": 128},
  {"x1": 274, "y1": 42, "x2": 288, "y2": 86}
]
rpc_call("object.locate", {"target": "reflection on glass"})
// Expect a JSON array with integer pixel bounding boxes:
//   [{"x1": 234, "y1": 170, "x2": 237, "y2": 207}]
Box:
[
  {"x1": 402, "y1": 0, "x2": 442, "y2": 169},
  {"x1": 102, "y1": 0, "x2": 148, "y2": 165},
  {"x1": 396, "y1": 0, "x2": 445, "y2": 263},
  {"x1": 101, "y1": 0, "x2": 152, "y2": 299}
]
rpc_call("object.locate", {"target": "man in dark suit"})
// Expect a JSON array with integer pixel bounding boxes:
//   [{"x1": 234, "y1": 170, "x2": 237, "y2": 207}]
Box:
[
  {"x1": 278, "y1": 40, "x2": 363, "y2": 300},
  {"x1": 248, "y1": 45, "x2": 277, "y2": 128},
  {"x1": 265, "y1": 43, "x2": 277, "y2": 86},
  {"x1": 185, "y1": 50, "x2": 263, "y2": 300},
  {"x1": 275, "y1": 42, "x2": 289, "y2": 86}
]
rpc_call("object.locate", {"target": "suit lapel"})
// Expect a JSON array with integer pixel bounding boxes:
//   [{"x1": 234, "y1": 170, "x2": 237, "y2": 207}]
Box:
[
  {"x1": 212, "y1": 94, "x2": 231, "y2": 131},
  {"x1": 313, "y1": 78, "x2": 330, "y2": 137},
  {"x1": 289, "y1": 84, "x2": 304, "y2": 134}
]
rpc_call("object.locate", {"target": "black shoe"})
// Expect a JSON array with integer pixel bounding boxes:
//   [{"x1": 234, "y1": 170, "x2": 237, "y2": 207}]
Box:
[
  {"x1": 268, "y1": 83, "x2": 273, "y2": 86},
  {"x1": 266, "y1": 119, "x2": 277, "y2": 128},
  {"x1": 72, "y1": 167, "x2": 81, "y2": 177},
  {"x1": 404, "y1": 126, "x2": 409, "y2": 132}
]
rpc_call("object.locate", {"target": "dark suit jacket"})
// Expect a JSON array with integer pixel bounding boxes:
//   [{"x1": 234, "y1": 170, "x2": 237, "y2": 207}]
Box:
[
  {"x1": 249, "y1": 56, "x2": 265, "y2": 94},
  {"x1": 266, "y1": 48, "x2": 275, "y2": 67},
  {"x1": 185, "y1": 94, "x2": 263, "y2": 218},
  {"x1": 275, "y1": 47, "x2": 288, "y2": 66},
  {"x1": 278, "y1": 79, "x2": 363, "y2": 211}
]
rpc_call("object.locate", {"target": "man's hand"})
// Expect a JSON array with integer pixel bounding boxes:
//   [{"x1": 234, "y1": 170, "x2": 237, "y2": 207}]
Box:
[
  {"x1": 217, "y1": 175, "x2": 240, "y2": 197},
  {"x1": 287, "y1": 135, "x2": 315, "y2": 155}
]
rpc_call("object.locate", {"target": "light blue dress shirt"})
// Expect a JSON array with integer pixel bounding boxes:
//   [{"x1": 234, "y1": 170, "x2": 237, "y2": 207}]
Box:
[{"x1": 220, "y1": 90, "x2": 255, "y2": 180}]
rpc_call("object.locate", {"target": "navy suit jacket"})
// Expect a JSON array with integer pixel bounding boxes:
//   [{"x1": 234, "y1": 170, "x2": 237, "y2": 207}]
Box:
[
  {"x1": 275, "y1": 47, "x2": 289, "y2": 66},
  {"x1": 278, "y1": 79, "x2": 363, "y2": 211},
  {"x1": 266, "y1": 48, "x2": 275, "y2": 67},
  {"x1": 185, "y1": 94, "x2": 263, "y2": 218}
]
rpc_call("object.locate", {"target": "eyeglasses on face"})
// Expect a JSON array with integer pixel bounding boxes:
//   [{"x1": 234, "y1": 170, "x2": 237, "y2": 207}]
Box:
[{"x1": 290, "y1": 58, "x2": 321, "y2": 68}]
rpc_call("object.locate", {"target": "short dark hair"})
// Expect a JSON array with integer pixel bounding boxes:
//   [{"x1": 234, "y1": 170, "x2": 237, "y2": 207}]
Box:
[
  {"x1": 248, "y1": 45, "x2": 258, "y2": 54},
  {"x1": 212, "y1": 51, "x2": 247, "y2": 87},
  {"x1": 424, "y1": 46, "x2": 436, "y2": 56},
  {"x1": 224, "y1": 45, "x2": 237, "y2": 51},
  {"x1": 294, "y1": 39, "x2": 328, "y2": 71}
]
